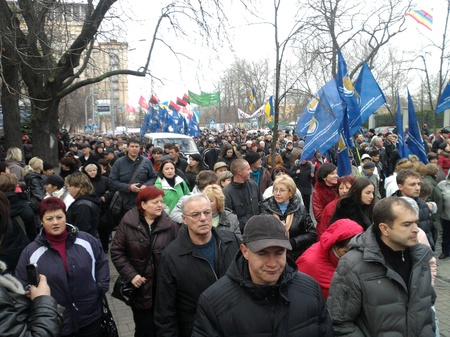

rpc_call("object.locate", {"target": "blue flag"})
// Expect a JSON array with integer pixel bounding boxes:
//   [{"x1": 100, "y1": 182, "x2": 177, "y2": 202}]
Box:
[
  {"x1": 350, "y1": 63, "x2": 386, "y2": 136},
  {"x1": 436, "y1": 82, "x2": 450, "y2": 114},
  {"x1": 337, "y1": 111, "x2": 353, "y2": 176},
  {"x1": 301, "y1": 79, "x2": 344, "y2": 161},
  {"x1": 189, "y1": 117, "x2": 200, "y2": 137},
  {"x1": 396, "y1": 95, "x2": 408, "y2": 159},
  {"x1": 407, "y1": 90, "x2": 428, "y2": 163},
  {"x1": 296, "y1": 95, "x2": 319, "y2": 138}
]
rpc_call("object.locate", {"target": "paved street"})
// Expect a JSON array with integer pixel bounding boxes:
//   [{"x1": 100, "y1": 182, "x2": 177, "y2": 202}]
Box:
[{"x1": 105, "y1": 234, "x2": 450, "y2": 337}]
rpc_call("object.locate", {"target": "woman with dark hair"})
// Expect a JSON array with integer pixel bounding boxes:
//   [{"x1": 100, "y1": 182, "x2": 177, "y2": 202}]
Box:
[
  {"x1": 111, "y1": 186, "x2": 180, "y2": 337},
  {"x1": 65, "y1": 172, "x2": 102, "y2": 236},
  {"x1": 59, "y1": 155, "x2": 80, "y2": 179},
  {"x1": 154, "y1": 160, "x2": 190, "y2": 212},
  {"x1": 217, "y1": 143, "x2": 241, "y2": 168},
  {"x1": 16, "y1": 197, "x2": 108, "y2": 337},
  {"x1": 0, "y1": 192, "x2": 63, "y2": 336},
  {"x1": 94, "y1": 142, "x2": 105, "y2": 159},
  {"x1": 185, "y1": 153, "x2": 205, "y2": 191},
  {"x1": 312, "y1": 163, "x2": 339, "y2": 232},
  {"x1": 260, "y1": 175, "x2": 316, "y2": 260},
  {"x1": 318, "y1": 175, "x2": 357, "y2": 239},
  {"x1": 329, "y1": 177, "x2": 376, "y2": 230}
]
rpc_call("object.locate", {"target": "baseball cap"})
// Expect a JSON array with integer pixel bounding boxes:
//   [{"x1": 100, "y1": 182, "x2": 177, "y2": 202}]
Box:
[
  {"x1": 242, "y1": 215, "x2": 292, "y2": 252},
  {"x1": 361, "y1": 154, "x2": 371, "y2": 161},
  {"x1": 42, "y1": 174, "x2": 64, "y2": 188},
  {"x1": 213, "y1": 162, "x2": 228, "y2": 171}
]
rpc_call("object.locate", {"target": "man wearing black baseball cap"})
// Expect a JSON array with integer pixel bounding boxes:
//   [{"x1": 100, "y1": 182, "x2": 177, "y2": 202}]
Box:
[{"x1": 193, "y1": 214, "x2": 333, "y2": 336}]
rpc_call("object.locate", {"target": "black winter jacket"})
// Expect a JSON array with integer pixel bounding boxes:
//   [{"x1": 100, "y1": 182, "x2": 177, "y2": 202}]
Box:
[
  {"x1": 223, "y1": 179, "x2": 262, "y2": 233},
  {"x1": 192, "y1": 252, "x2": 334, "y2": 337},
  {"x1": 111, "y1": 208, "x2": 180, "y2": 310},
  {"x1": 260, "y1": 195, "x2": 317, "y2": 260},
  {"x1": 0, "y1": 261, "x2": 63, "y2": 337},
  {"x1": 154, "y1": 227, "x2": 240, "y2": 337},
  {"x1": 329, "y1": 197, "x2": 372, "y2": 230},
  {"x1": 6, "y1": 191, "x2": 37, "y2": 242},
  {"x1": 15, "y1": 225, "x2": 109, "y2": 336},
  {"x1": 66, "y1": 194, "x2": 101, "y2": 236},
  {"x1": 24, "y1": 172, "x2": 45, "y2": 211}
]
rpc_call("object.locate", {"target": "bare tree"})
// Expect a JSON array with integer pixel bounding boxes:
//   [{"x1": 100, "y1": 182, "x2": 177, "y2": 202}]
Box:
[{"x1": 0, "y1": 0, "x2": 228, "y2": 164}]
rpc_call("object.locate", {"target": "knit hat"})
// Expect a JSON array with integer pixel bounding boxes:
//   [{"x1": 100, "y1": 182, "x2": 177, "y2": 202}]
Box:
[
  {"x1": 244, "y1": 151, "x2": 261, "y2": 166},
  {"x1": 362, "y1": 161, "x2": 376, "y2": 169},
  {"x1": 242, "y1": 215, "x2": 292, "y2": 252},
  {"x1": 42, "y1": 174, "x2": 64, "y2": 188}
]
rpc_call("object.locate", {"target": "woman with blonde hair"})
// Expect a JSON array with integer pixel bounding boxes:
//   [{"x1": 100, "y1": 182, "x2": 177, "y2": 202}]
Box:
[
  {"x1": 65, "y1": 172, "x2": 101, "y2": 236},
  {"x1": 260, "y1": 175, "x2": 316, "y2": 260},
  {"x1": 24, "y1": 156, "x2": 45, "y2": 212},
  {"x1": 5, "y1": 147, "x2": 24, "y2": 184},
  {"x1": 202, "y1": 184, "x2": 241, "y2": 239}
]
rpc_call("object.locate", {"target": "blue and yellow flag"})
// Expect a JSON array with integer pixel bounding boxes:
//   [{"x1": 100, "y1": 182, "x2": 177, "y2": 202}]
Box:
[{"x1": 265, "y1": 96, "x2": 274, "y2": 121}]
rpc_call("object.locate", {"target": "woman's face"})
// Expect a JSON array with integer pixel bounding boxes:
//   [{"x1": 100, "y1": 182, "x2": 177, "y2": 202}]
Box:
[
  {"x1": 45, "y1": 183, "x2": 59, "y2": 194},
  {"x1": 86, "y1": 167, "x2": 97, "y2": 178},
  {"x1": 97, "y1": 147, "x2": 104, "y2": 153},
  {"x1": 209, "y1": 197, "x2": 218, "y2": 212},
  {"x1": 162, "y1": 163, "x2": 176, "y2": 179},
  {"x1": 273, "y1": 183, "x2": 290, "y2": 204},
  {"x1": 220, "y1": 178, "x2": 232, "y2": 188},
  {"x1": 338, "y1": 182, "x2": 352, "y2": 197},
  {"x1": 324, "y1": 170, "x2": 339, "y2": 186},
  {"x1": 226, "y1": 149, "x2": 233, "y2": 157},
  {"x1": 361, "y1": 184, "x2": 375, "y2": 205},
  {"x1": 141, "y1": 195, "x2": 164, "y2": 219},
  {"x1": 42, "y1": 209, "x2": 67, "y2": 236},
  {"x1": 189, "y1": 157, "x2": 199, "y2": 167}
]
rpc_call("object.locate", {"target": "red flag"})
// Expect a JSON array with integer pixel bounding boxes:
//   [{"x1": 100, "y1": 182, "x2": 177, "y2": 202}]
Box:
[
  {"x1": 150, "y1": 94, "x2": 160, "y2": 105},
  {"x1": 176, "y1": 97, "x2": 188, "y2": 106},
  {"x1": 183, "y1": 93, "x2": 190, "y2": 103},
  {"x1": 138, "y1": 96, "x2": 149, "y2": 110},
  {"x1": 169, "y1": 101, "x2": 181, "y2": 112},
  {"x1": 126, "y1": 104, "x2": 137, "y2": 114}
]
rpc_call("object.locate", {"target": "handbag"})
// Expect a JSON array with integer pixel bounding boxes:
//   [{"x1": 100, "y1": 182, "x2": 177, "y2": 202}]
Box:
[
  {"x1": 111, "y1": 234, "x2": 158, "y2": 306},
  {"x1": 111, "y1": 275, "x2": 136, "y2": 306},
  {"x1": 100, "y1": 291, "x2": 119, "y2": 337},
  {"x1": 109, "y1": 158, "x2": 148, "y2": 216}
]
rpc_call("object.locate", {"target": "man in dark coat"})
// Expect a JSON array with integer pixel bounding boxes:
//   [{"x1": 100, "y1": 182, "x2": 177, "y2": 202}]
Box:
[
  {"x1": 192, "y1": 215, "x2": 333, "y2": 336},
  {"x1": 154, "y1": 194, "x2": 240, "y2": 337}
]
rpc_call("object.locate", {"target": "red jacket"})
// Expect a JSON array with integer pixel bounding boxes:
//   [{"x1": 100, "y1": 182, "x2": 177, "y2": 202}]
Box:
[
  {"x1": 438, "y1": 152, "x2": 450, "y2": 175},
  {"x1": 316, "y1": 198, "x2": 339, "y2": 239},
  {"x1": 312, "y1": 181, "x2": 337, "y2": 230},
  {"x1": 296, "y1": 219, "x2": 363, "y2": 299}
]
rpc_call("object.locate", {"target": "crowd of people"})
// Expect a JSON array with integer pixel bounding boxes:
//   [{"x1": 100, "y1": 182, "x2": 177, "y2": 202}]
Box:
[{"x1": 0, "y1": 124, "x2": 445, "y2": 336}]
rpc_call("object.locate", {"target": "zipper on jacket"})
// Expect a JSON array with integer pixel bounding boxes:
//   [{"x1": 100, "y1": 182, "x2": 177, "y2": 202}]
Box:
[
  {"x1": 192, "y1": 252, "x2": 218, "y2": 280},
  {"x1": 72, "y1": 303, "x2": 79, "y2": 311}
]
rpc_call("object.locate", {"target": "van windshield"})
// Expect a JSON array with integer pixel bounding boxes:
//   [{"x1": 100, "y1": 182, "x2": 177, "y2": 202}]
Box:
[{"x1": 153, "y1": 137, "x2": 198, "y2": 154}]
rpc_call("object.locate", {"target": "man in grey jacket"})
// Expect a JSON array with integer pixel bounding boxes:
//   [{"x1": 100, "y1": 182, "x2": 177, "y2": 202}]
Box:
[{"x1": 328, "y1": 197, "x2": 436, "y2": 336}]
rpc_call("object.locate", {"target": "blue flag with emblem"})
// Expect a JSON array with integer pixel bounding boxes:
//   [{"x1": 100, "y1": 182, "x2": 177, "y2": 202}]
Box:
[
  {"x1": 296, "y1": 94, "x2": 319, "y2": 138},
  {"x1": 407, "y1": 90, "x2": 428, "y2": 163},
  {"x1": 436, "y1": 81, "x2": 450, "y2": 114},
  {"x1": 396, "y1": 95, "x2": 409, "y2": 159},
  {"x1": 300, "y1": 79, "x2": 344, "y2": 161}
]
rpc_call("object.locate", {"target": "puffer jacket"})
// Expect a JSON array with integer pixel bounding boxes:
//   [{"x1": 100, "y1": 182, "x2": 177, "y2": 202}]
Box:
[
  {"x1": 260, "y1": 195, "x2": 317, "y2": 260},
  {"x1": 154, "y1": 176, "x2": 190, "y2": 212},
  {"x1": 0, "y1": 261, "x2": 63, "y2": 337},
  {"x1": 327, "y1": 227, "x2": 436, "y2": 336},
  {"x1": 223, "y1": 179, "x2": 262, "y2": 233},
  {"x1": 296, "y1": 219, "x2": 364, "y2": 299},
  {"x1": 154, "y1": 227, "x2": 240, "y2": 337},
  {"x1": 24, "y1": 172, "x2": 45, "y2": 211},
  {"x1": 192, "y1": 251, "x2": 334, "y2": 337},
  {"x1": 66, "y1": 194, "x2": 102, "y2": 236},
  {"x1": 110, "y1": 207, "x2": 180, "y2": 310},
  {"x1": 15, "y1": 225, "x2": 109, "y2": 336}
]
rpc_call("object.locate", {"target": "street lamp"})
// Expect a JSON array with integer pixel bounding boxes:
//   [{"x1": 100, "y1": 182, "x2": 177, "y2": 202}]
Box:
[{"x1": 84, "y1": 92, "x2": 98, "y2": 127}]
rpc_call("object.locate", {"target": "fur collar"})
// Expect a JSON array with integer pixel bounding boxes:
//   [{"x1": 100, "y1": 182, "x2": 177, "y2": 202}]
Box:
[{"x1": 0, "y1": 261, "x2": 25, "y2": 295}]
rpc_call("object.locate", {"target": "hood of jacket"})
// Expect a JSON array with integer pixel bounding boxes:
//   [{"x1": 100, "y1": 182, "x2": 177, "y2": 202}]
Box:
[
  {"x1": 226, "y1": 250, "x2": 297, "y2": 302},
  {"x1": 81, "y1": 162, "x2": 102, "y2": 181},
  {"x1": 320, "y1": 219, "x2": 364, "y2": 252}
]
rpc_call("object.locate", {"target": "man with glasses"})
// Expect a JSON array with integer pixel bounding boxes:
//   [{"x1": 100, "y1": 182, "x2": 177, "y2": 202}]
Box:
[{"x1": 154, "y1": 194, "x2": 240, "y2": 337}]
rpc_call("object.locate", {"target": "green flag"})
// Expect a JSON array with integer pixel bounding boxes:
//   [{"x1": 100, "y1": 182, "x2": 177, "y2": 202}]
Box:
[{"x1": 188, "y1": 90, "x2": 220, "y2": 107}]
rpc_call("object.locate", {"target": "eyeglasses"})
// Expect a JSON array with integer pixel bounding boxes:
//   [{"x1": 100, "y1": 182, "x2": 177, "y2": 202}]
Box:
[
  {"x1": 184, "y1": 210, "x2": 212, "y2": 220},
  {"x1": 273, "y1": 188, "x2": 288, "y2": 194}
]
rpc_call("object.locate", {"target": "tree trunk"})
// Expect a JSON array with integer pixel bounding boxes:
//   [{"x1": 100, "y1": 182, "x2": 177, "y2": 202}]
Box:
[
  {"x1": 1, "y1": 61, "x2": 23, "y2": 153},
  {"x1": 30, "y1": 98, "x2": 60, "y2": 166}
]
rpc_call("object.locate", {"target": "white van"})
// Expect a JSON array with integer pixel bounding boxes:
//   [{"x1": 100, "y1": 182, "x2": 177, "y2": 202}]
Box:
[{"x1": 142, "y1": 132, "x2": 199, "y2": 156}]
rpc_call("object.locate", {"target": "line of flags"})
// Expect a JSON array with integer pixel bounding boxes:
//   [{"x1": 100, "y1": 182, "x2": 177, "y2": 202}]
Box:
[{"x1": 297, "y1": 50, "x2": 430, "y2": 175}]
